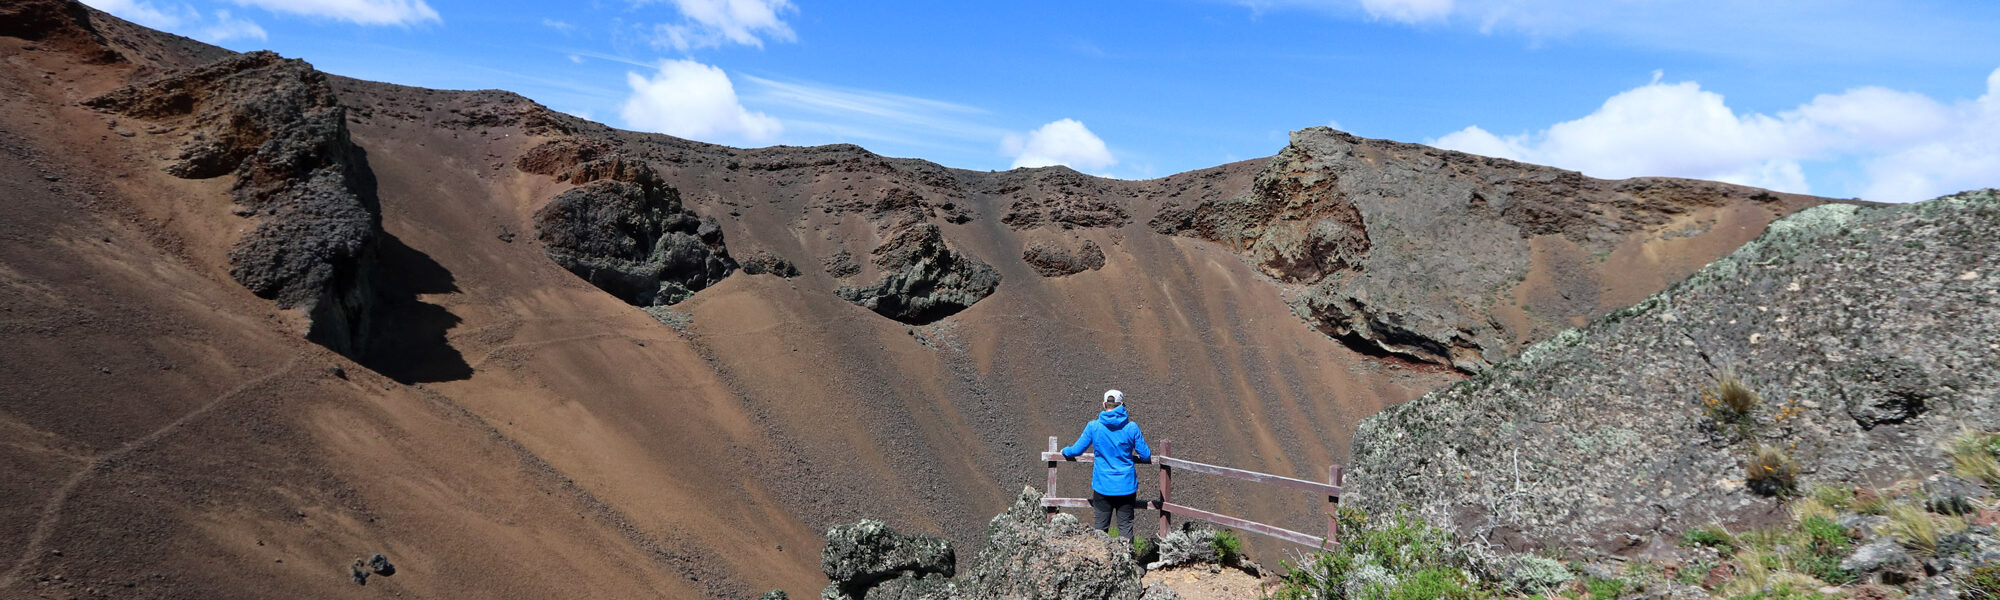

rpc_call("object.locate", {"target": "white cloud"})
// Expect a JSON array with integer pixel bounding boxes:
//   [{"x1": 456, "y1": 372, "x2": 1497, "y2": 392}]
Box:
[
  {"x1": 1429, "y1": 68, "x2": 2000, "y2": 202},
  {"x1": 620, "y1": 59, "x2": 781, "y2": 144},
  {"x1": 227, "y1": 0, "x2": 439, "y2": 26},
  {"x1": 1856, "y1": 69, "x2": 2000, "y2": 202},
  {"x1": 1359, "y1": 0, "x2": 1451, "y2": 23},
  {"x1": 647, "y1": 0, "x2": 796, "y2": 51},
  {"x1": 1003, "y1": 119, "x2": 1117, "y2": 171},
  {"x1": 83, "y1": 0, "x2": 265, "y2": 42}
]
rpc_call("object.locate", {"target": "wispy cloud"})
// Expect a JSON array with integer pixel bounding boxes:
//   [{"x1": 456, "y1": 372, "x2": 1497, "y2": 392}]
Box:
[
  {"x1": 541, "y1": 18, "x2": 577, "y2": 34},
  {"x1": 82, "y1": 0, "x2": 266, "y2": 42},
  {"x1": 740, "y1": 75, "x2": 1010, "y2": 144},
  {"x1": 227, "y1": 0, "x2": 440, "y2": 26}
]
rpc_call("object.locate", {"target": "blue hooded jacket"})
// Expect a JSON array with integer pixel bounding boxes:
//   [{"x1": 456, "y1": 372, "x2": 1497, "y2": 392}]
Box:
[{"x1": 1061, "y1": 405, "x2": 1152, "y2": 496}]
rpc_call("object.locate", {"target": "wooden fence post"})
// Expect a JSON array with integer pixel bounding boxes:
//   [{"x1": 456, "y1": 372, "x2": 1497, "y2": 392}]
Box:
[
  {"x1": 1158, "y1": 439, "x2": 1172, "y2": 538},
  {"x1": 1327, "y1": 464, "x2": 1344, "y2": 547},
  {"x1": 1047, "y1": 436, "x2": 1060, "y2": 522}
]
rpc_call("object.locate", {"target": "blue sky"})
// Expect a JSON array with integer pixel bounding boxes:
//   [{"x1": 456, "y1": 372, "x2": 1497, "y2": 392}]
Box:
[{"x1": 84, "y1": 0, "x2": 2000, "y2": 202}]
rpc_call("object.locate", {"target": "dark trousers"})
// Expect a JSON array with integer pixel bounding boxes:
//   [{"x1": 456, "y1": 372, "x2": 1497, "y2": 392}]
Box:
[{"x1": 1090, "y1": 491, "x2": 1137, "y2": 539}]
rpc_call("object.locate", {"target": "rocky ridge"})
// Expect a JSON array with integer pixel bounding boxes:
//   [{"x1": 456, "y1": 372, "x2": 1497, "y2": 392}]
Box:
[
  {"x1": 1153, "y1": 128, "x2": 1816, "y2": 372},
  {"x1": 1346, "y1": 189, "x2": 2000, "y2": 555}
]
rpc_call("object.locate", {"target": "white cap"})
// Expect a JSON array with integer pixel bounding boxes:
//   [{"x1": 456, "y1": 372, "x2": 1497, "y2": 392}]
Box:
[{"x1": 1103, "y1": 389, "x2": 1124, "y2": 405}]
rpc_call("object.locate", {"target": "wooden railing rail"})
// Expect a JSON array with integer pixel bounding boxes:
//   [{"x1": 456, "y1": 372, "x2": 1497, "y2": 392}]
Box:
[{"x1": 1039, "y1": 436, "x2": 1343, "y2": 549}]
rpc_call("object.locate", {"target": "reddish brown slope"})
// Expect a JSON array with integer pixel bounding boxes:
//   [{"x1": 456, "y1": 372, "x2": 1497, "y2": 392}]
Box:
[{"x1": 0, "y1": 2, "x2": 1830, "y2": 598}]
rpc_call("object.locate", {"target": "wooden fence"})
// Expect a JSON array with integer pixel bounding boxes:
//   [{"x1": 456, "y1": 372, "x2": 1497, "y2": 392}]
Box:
[{"x1": 1039, "y1": 436, "x2": 1344, "y2": 549}]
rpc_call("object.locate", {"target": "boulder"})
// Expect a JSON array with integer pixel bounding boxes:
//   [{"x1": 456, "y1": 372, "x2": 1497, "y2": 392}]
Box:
[
  {"x1": 837, "y1": 224, "x2": 1000, "y2": 324},
  {"x1": 534, "y1": 179, "x2": 737, "y2": 306}
]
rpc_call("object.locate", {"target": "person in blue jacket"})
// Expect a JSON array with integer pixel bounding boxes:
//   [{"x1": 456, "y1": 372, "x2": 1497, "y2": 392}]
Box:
[{"x1": 1061, "y1": 389, "x2": 1153, "y2": 539}]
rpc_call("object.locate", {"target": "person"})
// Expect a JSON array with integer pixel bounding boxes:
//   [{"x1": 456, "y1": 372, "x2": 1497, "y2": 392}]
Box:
[{"x1": 1061, "y1": 389, "x2": 1152, "y2": 539}]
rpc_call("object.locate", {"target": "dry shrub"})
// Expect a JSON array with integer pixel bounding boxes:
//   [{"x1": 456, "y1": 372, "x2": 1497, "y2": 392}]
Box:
[
  {"x1": 1702, "y1": 370, "x2": 1761, "y2": 436},
  {"x1": 1746, "y1": 445, "x2": 1798, "y2": 496}
]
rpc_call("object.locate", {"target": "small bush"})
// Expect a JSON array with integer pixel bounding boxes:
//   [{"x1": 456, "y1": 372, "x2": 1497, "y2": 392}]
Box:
[
  {"x1": 1965, "y1": 564, "x2": 2000, "y2": 600},
  {"x1": 1795, "y1": 516, "x2": 1853, "y2": 584},
  {"x1": 1271, "y1": 511, "x2": 1486, "y2": 600},
  {"x1": 1381, "y1": 568, "x2": 1476, "y2": 600},
  {"x1": 1586, "y1": 576, "x2": 1627, "y2": 600},
  {"x1": 1211, "y1": 529, "x2": 1243, "y2": 564},
  {"x1": 1683, "y1": 525, "x2": 1736, "y2": 552},
  {"x1": 1746, "y1": 445, "x2": 1798, "y2": 496},
  {"x1": 1132, "y1": 536, "x2": 1157, "y2": 564}
]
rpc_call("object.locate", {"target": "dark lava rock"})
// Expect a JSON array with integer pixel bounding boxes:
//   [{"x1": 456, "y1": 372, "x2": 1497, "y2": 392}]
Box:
[
  {"x1": 1347, "y1": 190, "x2": 2000, "y2": 556},
  {"x1": 738, "y1": 250, "x2": 800, "y2": 278},
  {"x1": 534, "y1": 179, "x2": 736, "y2": 306},
  {"x1": 824, "y1": 250, "x2": 860, "y2": 279},
  {"x1": 1023, "y1": 239, "x2": 1105, "y2": 277},
  {"x1": 85, "y1": 51, "x2": 381, "y2": 349},
  {"x1": 837, "y1": 224, "x2": 1000, "y2": 324},
  {"x1": 366, "y1": 553, "x2": 394, "y2": 576},
  {"x1": 820, "y1": 520, "x2": 954, "y2": 600}
]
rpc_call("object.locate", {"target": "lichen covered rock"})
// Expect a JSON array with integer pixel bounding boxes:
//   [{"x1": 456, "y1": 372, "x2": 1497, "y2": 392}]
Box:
[
  {"x1": 820, "y1": 520, "x2": 955, "y2": 600},
  {"x1": 955, "y1": 487, "x2": 1145, "y2": 600},
  {"x1": 1347, "y1": 190, "x2": 2000, "y2": 555}
]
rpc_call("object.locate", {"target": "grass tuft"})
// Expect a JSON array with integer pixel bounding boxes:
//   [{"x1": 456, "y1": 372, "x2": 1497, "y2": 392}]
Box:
[
  {"x1": 1746, "y1": 445, "x2": 1799, "y2": 497},
  {"x1": 1885, "y1": 502, "x2": 1940, "y2": 556},
  {"x1": 1949, "y1": 429, "x2": 2000, "y2": 485}
]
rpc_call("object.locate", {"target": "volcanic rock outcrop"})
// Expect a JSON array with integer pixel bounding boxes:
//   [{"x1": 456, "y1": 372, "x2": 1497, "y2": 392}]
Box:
[
  {"x1": 84, "y1": 50, "x2": 384, "y2": 353},
  {"x1": 820, "y1": 520, "x2": 955, "y2": 600},
  {"x1": 836, "y1": 223, "x2": 1002, "y2": 324},
  {"x1": 1347, "y1": 190, "x2": 2000, "y2": 554},
  {"x1": 526, "y1": 140, "x2": 738, "y2": 306},
  {"x1": 1154, "y1": 128, "x2": 1817, "y2": 372}
]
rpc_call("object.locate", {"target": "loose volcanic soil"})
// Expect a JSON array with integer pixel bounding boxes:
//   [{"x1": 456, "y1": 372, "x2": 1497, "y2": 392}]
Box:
[{"x1": 0, "y1": 2, "x2": 1834, "y2": 598}]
